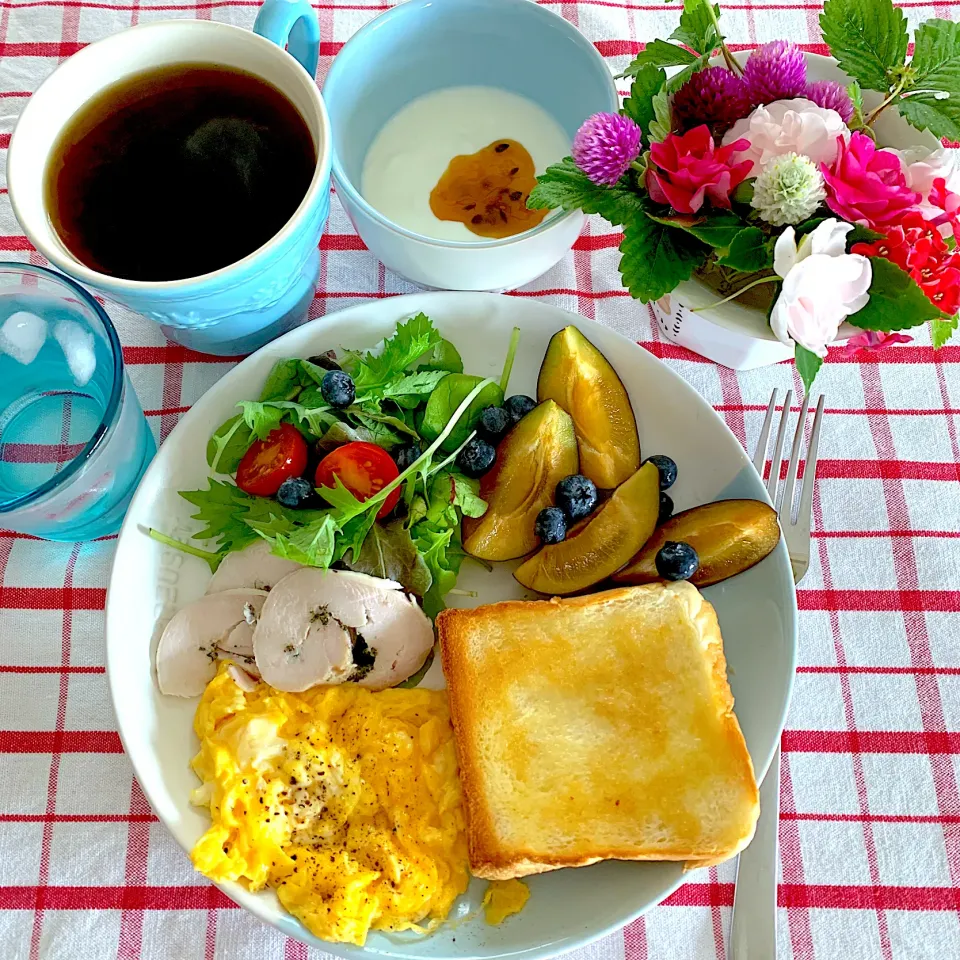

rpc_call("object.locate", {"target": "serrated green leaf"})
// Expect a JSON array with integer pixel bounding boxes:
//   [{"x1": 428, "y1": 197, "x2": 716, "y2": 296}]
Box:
[
  {"x1": 716, "y1": 227, "x2": 774, "y2": 272},
  {"x1": 380, "y1": 369, "x2": 450, "y2": 399},
  {"x1": 665, "y1": 53, "x2": 712, "y2": 94},
  {"x1": 795, "y1": 345, "x2": 824, "y2": 393},
  {"x1": 932, "y1": 315, "x2": 959, "y2": 348},
  {"x1": 622, "y1": 66, "x2": 667, "y2": 147},
  {"x1": 345, "y1": 313, "x2": 442, "y2": 391},
  {"x1": 908, "y1": 19, "x2": 960, "y2": 90},
  {"x1": 820, "y1": 0, "x2": 908, "y2": 92},
  {"x1": 670, "y1": 0, "x2": 722, "y2": 56},
  {"x1": 618, "y1": 215, "x2": 705, "y2": 303},
  {"x1": 258, "y1": 359, "x2": 308, "y2": 403},
  {"x1": 237, "y1": 400, "x2": 286, "y2": 441},
  {"x1": 645, "y1": 211, "x2": 745, "y2": 249},
  {"x1": 619, "y1": 38, "x2": 698, "y2": 78},
  {"x1": 206, "y1": 414, "x2": 254, "y2": 474},
  {"x1": 649, "y1": 88, "x2": 672, "y2": 143},
  {"x1": 528, "y1": 158, "x2": 649, "y2": 227},
  {"x1": 848, "y1": 257, "x2": 948, "y2": 331},
  {"x1": 257, "y1": 514, "x2": 338, "y2": 568},
  {"x1": 898, "y1": 93, "x2": 960, "y2": 142}
]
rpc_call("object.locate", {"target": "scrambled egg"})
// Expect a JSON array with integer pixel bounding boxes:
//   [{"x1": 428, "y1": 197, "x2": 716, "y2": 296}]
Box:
[{"x1": 190, "y1": 663, "x2": 470, "y2": 945}]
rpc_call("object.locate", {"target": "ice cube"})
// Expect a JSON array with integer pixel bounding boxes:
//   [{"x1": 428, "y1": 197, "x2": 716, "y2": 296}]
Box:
[
  {"x1": 53, "y1": 319, "x2": 96, "y2": 387},
  {"x1": 0, "y1": 311, "x2": 48, "y2": 365}
]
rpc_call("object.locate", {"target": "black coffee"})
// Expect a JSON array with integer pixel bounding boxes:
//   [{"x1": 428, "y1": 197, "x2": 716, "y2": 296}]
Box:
[{"x1": 45, "y1": 63, "x2": 316, "y2": 282}]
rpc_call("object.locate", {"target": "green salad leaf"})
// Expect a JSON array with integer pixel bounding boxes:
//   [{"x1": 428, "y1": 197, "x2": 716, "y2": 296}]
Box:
[
  {"x1": 347, "y1": 519, "x2": 433, "y2": 597},
  {"x1": 344, "y1": 313, "x2": 443, "y2": 391},
  {"x1": 420, "y1": 374, "x2": 504, "y2": 452}
]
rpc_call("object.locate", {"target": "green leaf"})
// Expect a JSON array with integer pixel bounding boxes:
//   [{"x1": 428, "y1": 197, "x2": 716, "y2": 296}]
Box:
[
  {"x1": 666, "y1": 53, "x2": 711, "y2": 94},
  {"x1": 259, "y1": 515, "x2": 338, "y2": 568},
  {"x1": 298, "y1": 359, "x2": 332, "y2": 387},
  {"x1": 622, "y1": 66, "x2": 667, "y2": 146},
  {"x1": 206, "y1": 414, "x2": 254, "y2": 474},
  {"x1": 499, "y1": 326, "x2": 521, "y2": 394},
  {"x1": 146, "y1": 528, "x2": 224, "y2": 574},
  {"x1": 618, "y1": 214, "x2": 705, "y2": 303},
  {"x1": 907, "y1": 19, "x2": 960, "y2": 90},
  {"x1": 795, "y1": 345, "x2": 824, "y2": 393},
  {"x1": 419, "y1": 374, "x2": 505, "y2": 453},
  {"x1": 820, "y1": 0, "x2": 908, "y2": 92},
  {"x1": 619, "y1": 38, "x2": 698, "y2": 78},
  {"x1": 316, "y1": 473, "x2": 369, "y2": 521},
  {"x1": 412, "y1": 338, "x2": 463, "y2": 373},
  {"x1": 848, "y1": 257, "x2": 950, "y2": 331},
  {"x1": 716, "y1": 227, "x2": 774, "y2": 272},
  {"x1": 258, "y1": 359, "x2": 308, "y2": 403},
  {"x1": 450, "y1": 474, "x2": 487, "y2": 519},
  {"x1": 380, "y1": 369, "x2": 450, "y2": 400},
  {"x1": 529, "y1": 158, "x2": 649, "y2": 227},
  {"x1": 412, "y1": 522, "x2": 463, "y2": 619},
  {"x1": 670, "y1": 0, "x2": 722, "y2": 55},
  {"x1": 395, "y1": 647, "x2": 436, "y2": 689},
  {"x1": 899, "y1": 97, "x2": 960, "y2": 141},
  {"x1": 649, "y1": 88, "x2": 672, "y2": 143},
  {"x1": 932, "y1": 315, "x2": 959, "y2": 348},
  {"x1": 346, "y1": 519, "x2": 433, "y2": 597},
  {"x1": 645, "y1": 211, "x2": 745, "y2": 249},
  {"x1": 347, "y1": 406, "x2": 420, "y2": 441},
  {"x1": 345, "y1": 313, "x2": 442, "y2": 391},
  {"x1": 252, "y1": 398, "x2": 338, "y2": 437},
  {"x1": 237, "y1": 400, "x2": 286, "y2": 441}
]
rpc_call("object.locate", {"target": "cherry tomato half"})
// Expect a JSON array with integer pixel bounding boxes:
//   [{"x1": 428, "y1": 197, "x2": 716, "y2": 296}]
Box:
[
  {"x1": 315, "y1": 441, "x2": 401, "y2": 519},
  {"x1": 236, "y1": 423, "x2": 308, "y2": 497}
]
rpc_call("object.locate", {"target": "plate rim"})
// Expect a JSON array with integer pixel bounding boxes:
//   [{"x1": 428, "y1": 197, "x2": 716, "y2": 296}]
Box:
[{"x1": 106, "y1": 291, "x2": 799, "y2": 959}]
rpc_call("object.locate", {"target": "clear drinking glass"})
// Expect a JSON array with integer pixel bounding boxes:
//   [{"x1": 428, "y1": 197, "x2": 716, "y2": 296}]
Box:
[{"x1": 0, "y1": 264, "x2": 155, "y2": 540}]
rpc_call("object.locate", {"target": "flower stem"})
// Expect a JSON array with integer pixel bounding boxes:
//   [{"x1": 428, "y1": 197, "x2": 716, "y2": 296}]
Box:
[
  {"x1": 865, "y1": 76, "x2": 909, "y2": 128},
  {"x1": 702, "y1": 2, "x2": 743, "y2": 75},
  {"x1": 691, "y1": 275, "x2": 781, "y2": 312}
]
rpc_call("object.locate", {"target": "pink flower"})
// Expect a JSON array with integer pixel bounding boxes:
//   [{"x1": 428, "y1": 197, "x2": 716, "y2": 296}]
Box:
[
  {"x1": 572, "y1": 112, "x2": 643, "y2": 186},
  {"x1": 821, "y1": 131, "x2": 921, "y2": 228},
  {"x1": 839, "y1": 330, "x2": 912, "y2": 357},
  {"x1": 646, "y1": 125, "x2": 754, "y2": 215}
]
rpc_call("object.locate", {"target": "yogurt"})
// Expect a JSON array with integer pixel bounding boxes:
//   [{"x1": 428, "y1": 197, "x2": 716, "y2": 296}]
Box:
[{"x1": 361, "y1": 86, "x2": 570, "y2": 243}]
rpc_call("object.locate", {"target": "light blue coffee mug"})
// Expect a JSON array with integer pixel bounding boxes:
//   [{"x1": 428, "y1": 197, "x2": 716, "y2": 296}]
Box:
[{"x1": 8, "y1": 1, "x2": 329, "y2": 357}]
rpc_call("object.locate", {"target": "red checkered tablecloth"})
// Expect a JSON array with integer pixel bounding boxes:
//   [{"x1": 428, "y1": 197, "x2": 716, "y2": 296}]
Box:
[{"x1": 1, "y1": 2, "x2": 959, "y2": 958}]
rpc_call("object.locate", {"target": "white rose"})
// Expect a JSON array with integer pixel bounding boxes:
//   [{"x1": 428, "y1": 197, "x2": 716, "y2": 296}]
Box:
[
  {"x1": 770, "y1": 219, "x2": 872, "y2": 358},
  {"x1": 722, "y1": 98, "x2": 850, "y2": 170}
]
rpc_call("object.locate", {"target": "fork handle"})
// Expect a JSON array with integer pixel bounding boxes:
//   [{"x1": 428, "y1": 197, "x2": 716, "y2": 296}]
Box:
[{"x1": 729, "y1": 746, "x2": 781, "y2": 960}]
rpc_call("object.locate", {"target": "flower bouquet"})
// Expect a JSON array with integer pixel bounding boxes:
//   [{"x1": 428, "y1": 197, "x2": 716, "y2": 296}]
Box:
[{"x1": 529, "y1": 0, "x2": 960, "y2": 388}]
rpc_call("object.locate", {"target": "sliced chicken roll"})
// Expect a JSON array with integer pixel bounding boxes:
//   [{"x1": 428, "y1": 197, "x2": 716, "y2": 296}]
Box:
[
  {"x1": 252, "y1": 569, "x2": 434, "y2": 692},
  {"x1": 156, "y1": 589, "x2": 266, "y2": 697},
  {"x1": 206, "y1": 540, "x2": 303, "y2": 593}
]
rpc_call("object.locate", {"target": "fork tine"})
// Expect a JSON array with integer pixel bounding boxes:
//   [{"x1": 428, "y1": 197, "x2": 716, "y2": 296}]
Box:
[
  {"x1": 779, "y1": 392, "x2": 809, "y2": 524},
  {"x1": 766, "y1": 389, "x2": 793, "y2": 505},
  {"x1": 753, "y1": 389, "x2": 778, "y2": 474},
  {"x1": 796, "y1": 394, "x2": 825, "y2": 537}
]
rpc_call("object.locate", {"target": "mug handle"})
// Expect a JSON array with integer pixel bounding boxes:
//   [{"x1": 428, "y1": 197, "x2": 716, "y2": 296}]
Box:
[{"x1": 254, "y1": 0, "x2": 320, "y2": 80}]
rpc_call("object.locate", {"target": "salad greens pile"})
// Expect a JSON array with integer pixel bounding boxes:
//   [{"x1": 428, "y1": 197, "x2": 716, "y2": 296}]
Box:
[{"x1": 150, "y1": 315, "x2": 519, "y2": 617}]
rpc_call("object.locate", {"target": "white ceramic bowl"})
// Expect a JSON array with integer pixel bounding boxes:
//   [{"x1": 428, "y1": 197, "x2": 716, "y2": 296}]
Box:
[
  {"x1": 106, "y1": 292, "x2": 798, "y2": 959},
  {"x1": 663, "y1": 53, "x2": 940, "y2": 368},
  {"x1": 321, "y1": 0, "x2": 619, "y2": 292}
]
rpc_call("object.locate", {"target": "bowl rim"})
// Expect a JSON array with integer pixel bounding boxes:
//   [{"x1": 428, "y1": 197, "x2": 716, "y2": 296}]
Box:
[{"x1": 322, "y1": 0, "x2": 619, "y2": 251}]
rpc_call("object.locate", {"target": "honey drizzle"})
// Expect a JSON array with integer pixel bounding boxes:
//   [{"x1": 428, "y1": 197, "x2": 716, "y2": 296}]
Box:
[{"x1": 429, "y1": 139, "x2": 547, "y2": 239}]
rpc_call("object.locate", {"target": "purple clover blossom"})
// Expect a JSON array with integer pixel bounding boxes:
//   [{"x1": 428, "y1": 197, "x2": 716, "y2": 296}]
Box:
[
  {"x1": 572, "y1": 112, "x2": 642, "y2": 186},
  {"x1": 805, "y1": 79, "x2": 855, "y2": 124},
  {"x1": 744, "y1": 41, "x2": 807, "y2": 104},
  {"x1": 672, "y1": 67, "x2": 753, "y2": 140}
]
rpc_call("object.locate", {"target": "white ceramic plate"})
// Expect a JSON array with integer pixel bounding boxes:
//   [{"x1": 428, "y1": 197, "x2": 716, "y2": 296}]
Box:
[{"x1": 106, "y1": 292, "x2": 798, "y2": 960}]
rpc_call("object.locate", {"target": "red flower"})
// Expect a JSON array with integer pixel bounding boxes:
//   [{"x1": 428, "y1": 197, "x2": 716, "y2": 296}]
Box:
[
  {"x1": 929, "y1": 176, "x2": 960, "y2": 239},
  {"x1": 852, "y1": 211, "x2": 960, "y2": 315},
  {"x1": 646, "y1": 125, "x2": 754, "y2": 215}
]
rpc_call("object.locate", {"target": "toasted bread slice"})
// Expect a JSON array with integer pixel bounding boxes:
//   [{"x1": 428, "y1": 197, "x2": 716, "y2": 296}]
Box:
[{"x1": 437, "y1": 582, "x2": 759, "y2": 880}]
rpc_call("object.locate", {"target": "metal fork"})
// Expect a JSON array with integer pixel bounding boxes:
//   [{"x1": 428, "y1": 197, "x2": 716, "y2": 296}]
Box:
[{"x1": 729, "y1": 388, "x2": 824, "y2": 960}]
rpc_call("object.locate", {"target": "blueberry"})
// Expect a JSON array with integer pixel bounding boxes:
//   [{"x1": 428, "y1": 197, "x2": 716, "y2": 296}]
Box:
[
  {"x1": 320, "y1": 370, "x2": 355, "y2": 408},
  {"x1": 658, "y1": 492, "x2": 674, "y2": 526},
  {"x1": 504, "y1": 394, "x2": 537, "y2": 424},
  {"x1": 276, "y1": 476, "x2": 318, "y2": 510},
  {"x1": 655, "y1": 541, "x2": 699, "y2": 581},
  {"x1": 555, "y1": 474, "x2": 598, "y2": 521},
  {"x1": 456, "y1": 438, "x2": 497, "y2": 478},
  {"x1": 394, "y1": 442, "x2": 422, "y2": 472},
  {"x1": 645, "y1": 454, "x2": 678, "y2": 491},
  {"x1": 478, "y1": 405, "x2": 512, "y2": 444},
  {"x1": 535, "y1": 506, "x2": 567, "y2": 545}
]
